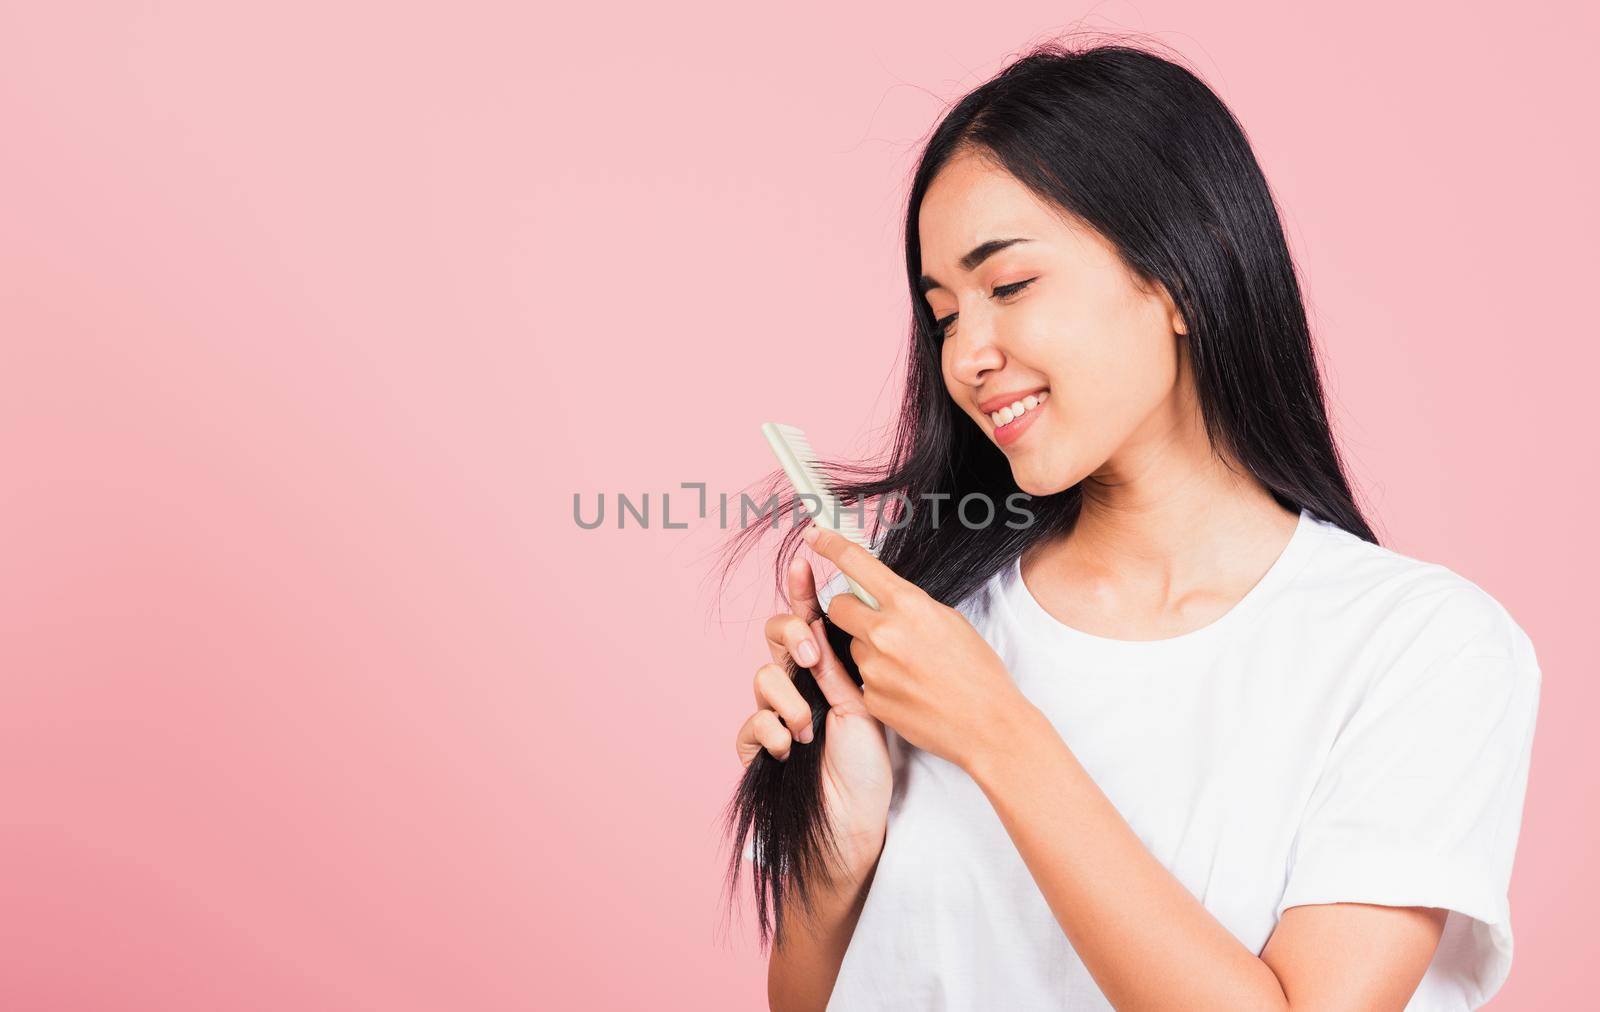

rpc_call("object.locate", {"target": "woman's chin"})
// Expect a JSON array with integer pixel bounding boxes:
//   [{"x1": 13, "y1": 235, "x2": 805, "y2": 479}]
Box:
[{"x1": 1010, "y1": 466, "x2": 1077, "y2": 498}]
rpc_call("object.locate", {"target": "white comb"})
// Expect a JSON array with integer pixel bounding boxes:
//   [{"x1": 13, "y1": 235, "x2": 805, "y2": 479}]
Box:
[{"x1": 760, "y1": 421, "x2": 880, "y2": 611}]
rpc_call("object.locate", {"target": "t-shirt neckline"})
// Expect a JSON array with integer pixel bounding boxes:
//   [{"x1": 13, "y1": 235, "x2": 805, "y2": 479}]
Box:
[{"x1": 999, "y1": 507, "x2": 1319, "y2": 665}]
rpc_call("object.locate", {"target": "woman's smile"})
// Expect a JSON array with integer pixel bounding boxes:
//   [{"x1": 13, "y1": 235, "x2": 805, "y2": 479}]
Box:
[{"x1": 982, "y1": 388, "x2": 1050, "y2": 447}]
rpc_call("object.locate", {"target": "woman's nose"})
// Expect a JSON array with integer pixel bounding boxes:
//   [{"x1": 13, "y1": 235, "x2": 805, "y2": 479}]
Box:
[{"x1": 948, "y1": 319, "x2": 1005, "y2": 387}]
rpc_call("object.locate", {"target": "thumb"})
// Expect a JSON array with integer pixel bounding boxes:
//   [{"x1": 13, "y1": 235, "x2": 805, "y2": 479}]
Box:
[{"x1": 808, "y1": 617, "x2": 866, "y2": 711}]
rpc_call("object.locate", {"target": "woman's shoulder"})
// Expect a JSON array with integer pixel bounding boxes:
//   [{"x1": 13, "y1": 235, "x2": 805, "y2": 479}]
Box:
[{"x1": 1295, "y1": 514, "x2": 1539, "y2": 673}]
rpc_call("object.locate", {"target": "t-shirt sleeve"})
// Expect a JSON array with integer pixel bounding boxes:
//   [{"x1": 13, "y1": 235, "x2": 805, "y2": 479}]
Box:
[{"x1": 1275, "y1": 609, "x2": 1542, "y2": 1009}]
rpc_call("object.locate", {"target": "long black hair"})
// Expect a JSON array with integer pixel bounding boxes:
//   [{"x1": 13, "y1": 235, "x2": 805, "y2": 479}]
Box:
[{"x1": 715, "y1": 38, "x2": 1377, "y2": 953}]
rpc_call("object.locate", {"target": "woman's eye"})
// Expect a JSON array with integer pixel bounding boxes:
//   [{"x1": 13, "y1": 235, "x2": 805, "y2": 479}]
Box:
[
  {"x1": 993, "y1": 278, "x2": 1037, "y2": 299},
  {"x1": 933, "y1": 278, "x2": 1036, "y2": 339}
]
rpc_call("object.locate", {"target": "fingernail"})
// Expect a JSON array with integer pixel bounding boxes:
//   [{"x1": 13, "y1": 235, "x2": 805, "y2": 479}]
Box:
[
  {"x1": 798, "y1": 725, "x2": 814, "y2": 744},
  {"x1": 796, "y1": 639, "x2": 819, "y2": 666},
  {"x1": 800, "y1": 525, "x2": 818, "y2": 543}
]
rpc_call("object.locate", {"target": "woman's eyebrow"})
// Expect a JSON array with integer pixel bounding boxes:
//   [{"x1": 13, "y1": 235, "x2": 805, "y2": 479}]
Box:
[{"x1": 919, "y1": 237, "x2": 1034, "y2": 294}]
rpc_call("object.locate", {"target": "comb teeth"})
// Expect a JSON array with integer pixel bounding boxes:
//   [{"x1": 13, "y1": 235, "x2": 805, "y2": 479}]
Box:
[
  {"x1": 761, "y1": 421, "x2": 884, "y2": 612},
  {"x1": 760, "y1": 421, "x2": 878, "y2": 558}
]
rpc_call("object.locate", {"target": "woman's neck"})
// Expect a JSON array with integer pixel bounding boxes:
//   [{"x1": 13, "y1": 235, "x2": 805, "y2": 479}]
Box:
[{"x1": 1022, "y1": 457, "x2": 1300, "y2": 641}]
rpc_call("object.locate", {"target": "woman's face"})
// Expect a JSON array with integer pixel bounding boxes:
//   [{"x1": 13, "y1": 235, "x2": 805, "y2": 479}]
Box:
[{"x1": 919, "y1": 147, "x2": 1192, "y2": 497}]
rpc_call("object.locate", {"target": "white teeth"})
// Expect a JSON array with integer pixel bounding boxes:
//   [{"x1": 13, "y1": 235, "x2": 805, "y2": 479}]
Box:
[{"x1": 989, "y1": 390, "x2": 1049, "y2": 428}]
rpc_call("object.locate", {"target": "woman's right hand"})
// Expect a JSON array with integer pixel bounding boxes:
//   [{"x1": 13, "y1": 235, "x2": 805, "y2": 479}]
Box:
[{"x1": 736, "y1": 554, "x2": 892, "y2": 874}]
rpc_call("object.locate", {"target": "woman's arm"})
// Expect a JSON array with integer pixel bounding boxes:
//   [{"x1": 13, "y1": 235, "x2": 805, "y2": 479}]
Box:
[
  {"x1": 965, "y1": 702, "x2": 1447, "y2": 1012},
  {"x1": 767, "y1": 847, "x2": 881, "y2": 1012}
]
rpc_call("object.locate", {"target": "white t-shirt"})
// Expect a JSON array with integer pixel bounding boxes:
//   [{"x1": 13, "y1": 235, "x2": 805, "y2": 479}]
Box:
[{"x1": 812, "y1": 507, "x2": 1542, "y2": 1011}]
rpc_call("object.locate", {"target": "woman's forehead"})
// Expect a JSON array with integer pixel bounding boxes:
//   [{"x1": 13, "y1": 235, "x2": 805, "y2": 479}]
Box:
[{"x1": 920, "y1": 158, "x2": 1095, "y2": 263}]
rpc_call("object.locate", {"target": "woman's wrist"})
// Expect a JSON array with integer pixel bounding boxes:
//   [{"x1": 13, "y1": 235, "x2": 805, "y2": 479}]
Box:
[
  {"x1": 961, "y1": 691, "x2": 1049, "y2": 782},
  {"x1": 830, "y1": 824, "x2": 886, "y2": 886},
  {"x1": 770, "y1": 842, "x2": 879, "y2": 1012}
]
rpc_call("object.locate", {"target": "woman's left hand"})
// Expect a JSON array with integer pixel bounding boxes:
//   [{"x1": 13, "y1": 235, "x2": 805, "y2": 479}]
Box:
[{"x1": 801, "y1": 523, "x2": 1033, "y2": 773}]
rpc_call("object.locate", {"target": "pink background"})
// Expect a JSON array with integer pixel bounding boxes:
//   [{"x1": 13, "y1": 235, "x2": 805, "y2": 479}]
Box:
[{"x1": 1, "y1": 2, "x2": 1593, "y2": 1008}]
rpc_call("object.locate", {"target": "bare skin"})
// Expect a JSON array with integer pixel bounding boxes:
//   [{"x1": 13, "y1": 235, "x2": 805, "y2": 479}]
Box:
[{"x1": 736, "y1": 145, "x2": 1448, "y2": 1009}]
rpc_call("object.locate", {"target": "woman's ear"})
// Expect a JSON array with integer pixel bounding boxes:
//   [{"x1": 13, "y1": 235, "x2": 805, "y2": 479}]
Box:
[
  {"x1": 1158, "y1": 283, "x2": 1188, "y2": 337},
  {"x1": 1136, "y1": 269, "x2": 1190, "y2": 337}
]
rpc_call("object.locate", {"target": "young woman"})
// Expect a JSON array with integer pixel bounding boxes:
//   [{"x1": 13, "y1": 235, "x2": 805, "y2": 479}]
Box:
[{"x1": 720, "y1": 41, "x2": 1541, "y2": 1011}]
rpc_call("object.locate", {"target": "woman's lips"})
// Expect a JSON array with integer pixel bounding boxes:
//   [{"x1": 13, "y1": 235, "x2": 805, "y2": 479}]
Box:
[{"x1": 993, "y1": 397, "x2": 1045, "y2": 447}]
